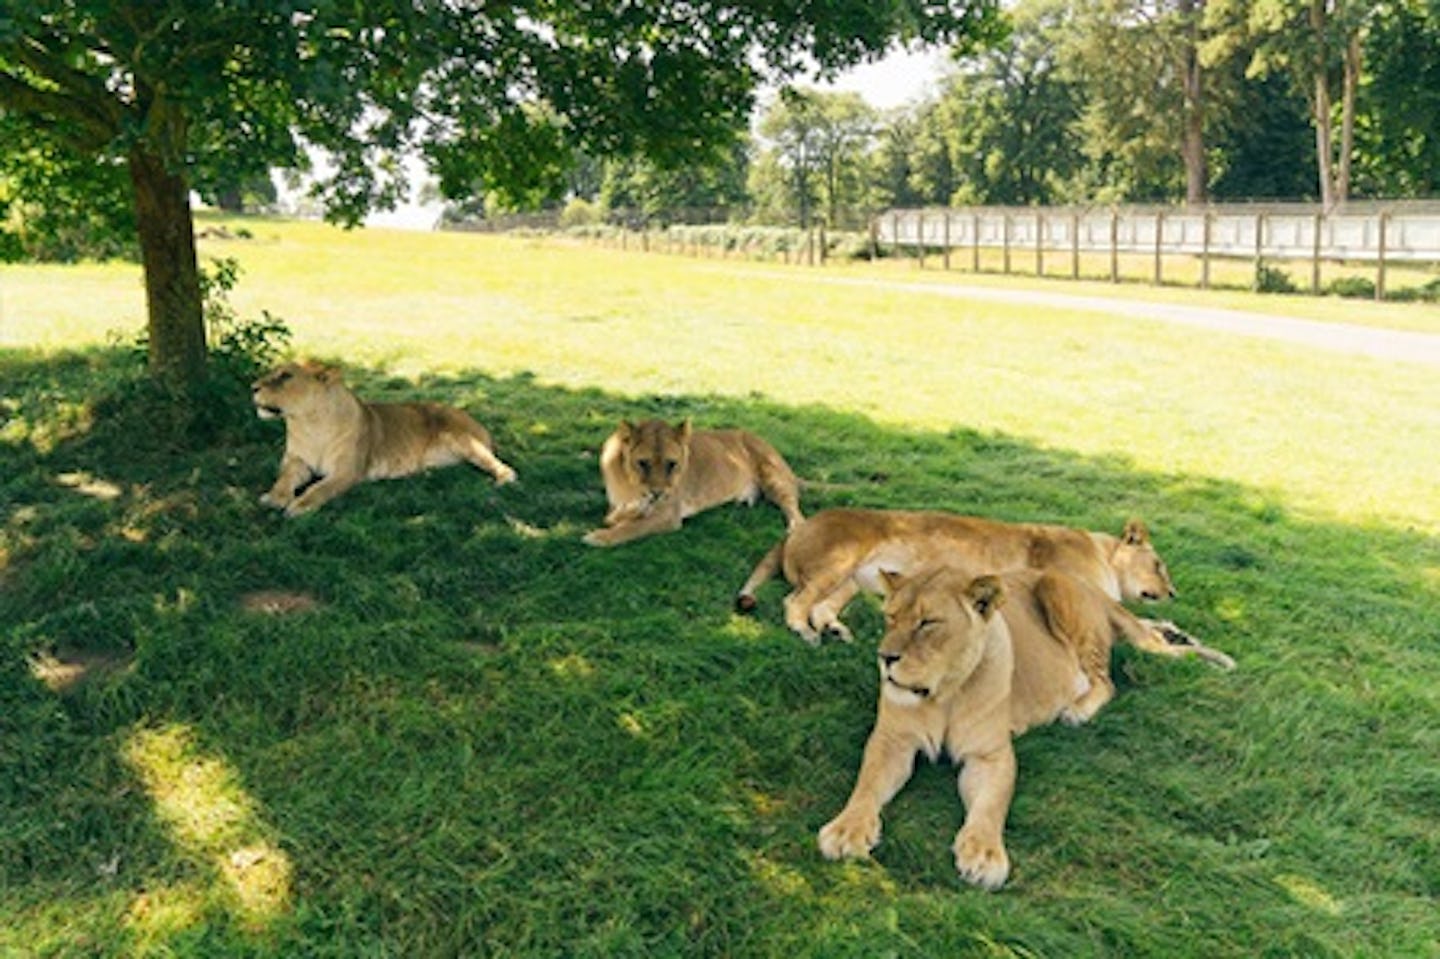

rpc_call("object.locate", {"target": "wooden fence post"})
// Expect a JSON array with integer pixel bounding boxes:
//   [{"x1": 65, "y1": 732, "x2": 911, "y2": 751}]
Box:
[
  {"x1": 1071, "y1": 212, "x2": 1080, "y2": 280},
  {"x1": 1201, "y1": 210, "x2": 1211, "y2": 290},
  {"x1": 1252, "y1": 212, "x2": 1266, "y2": 289},
  {"x1": 892, "y1": 210, "x2": 901, "y2": 262},
  {"x1": 1153, "y1": 210, "x2": 1164, "y2": 285},
  {"x1": 1109, "y1": 210, "x2": 1119, "y2": 283},
  {"x1": 942, "y1": 213, "x2": 951, "y2": 271},
  {"x1": 1035, "y1": 211, "x2": 1044, "y2": 276},
  {"x1": 1311, "y1": 212, "x2": 1323, "y2": 293},
  {"x1": 916, "y1": 212, "x2": 925, "y2": 269},
  {"x1": 971, "y1": 213, "x2": 981, "y2": 272},
  {"x1": 1002, "y1": 214, "x2": 1011, "y2": 275},
  {"x1": 869, "y1": 215, "x2": 879, "y2": 260},
  {"x1": 1376, "y1": 211, "x2": 1389, "y2": 301}
]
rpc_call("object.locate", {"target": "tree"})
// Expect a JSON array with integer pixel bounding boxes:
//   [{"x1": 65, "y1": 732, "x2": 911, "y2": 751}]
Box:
[
  {"x1": 1354, "y1": 0, "x2": 1440, "y2": 196},
  {"x1": 756, "y1": 88, "x2": 878, "y2": 229},
  {"x1": 597, "y1": 145, "x2": 751, "y2": 223},
  {"x1": 1232, "y1": 0, "x2": 1375, "y2": 206},
  {"x1": 1063, "y1": 0, "x2": 1242, "y2": 205},
  {"x1": 0, "y1": 1, "x2": 1001, "y2": 395},
  {"x1": 935, "y1": 0, "x2": 1081, "y2": 205}
]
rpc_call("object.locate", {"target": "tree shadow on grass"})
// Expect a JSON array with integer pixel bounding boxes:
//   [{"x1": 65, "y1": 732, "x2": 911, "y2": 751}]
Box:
[{"x1": 2, "y1": 347, "x2": 1439, "y2": 957}]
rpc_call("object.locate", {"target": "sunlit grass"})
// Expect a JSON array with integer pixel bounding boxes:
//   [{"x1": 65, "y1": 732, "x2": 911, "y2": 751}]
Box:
[
  {"x1": 122, "y1": 725, "x2": 292, "y2": 933},
  {"x1": 3, "y1": 216, "x2": 1434, "y2": 533}
]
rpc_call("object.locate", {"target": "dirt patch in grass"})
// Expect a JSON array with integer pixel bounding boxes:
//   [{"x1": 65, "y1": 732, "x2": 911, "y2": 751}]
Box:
[{"x1": 238, "y1": 590, "x2": 321, "y2": 616}]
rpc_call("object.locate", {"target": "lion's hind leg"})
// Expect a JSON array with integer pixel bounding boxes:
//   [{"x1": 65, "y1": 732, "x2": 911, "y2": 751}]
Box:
[
  {"x1": 1033, "y1": 573, "x2": 1115, "y2": 726},
  {"x1": 756, "y1": 459, "x2": 804, "y2": 530},
  {"x1": 809, "y1": 579, "x2": 861, "y2": 642},
  {"x1": 450, "y1": 423, "x2": 517, "y2": 485},
  {"x1": 1125, "y1": 616, "x2": 1237, "y2": 671}
]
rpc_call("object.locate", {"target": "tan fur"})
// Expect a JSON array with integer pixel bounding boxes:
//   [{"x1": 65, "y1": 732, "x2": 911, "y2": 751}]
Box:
[
  {"x1": 252, "y1": 361, "x2": 516, "y2": 517},
  {"x1": 817, "y1": 565, "x2": 1233, "y2": 890},
  {"x1": 583, "y1": 419, "x2": 803, "y2": 546},
  {"x1": 736, "y1": 508, "x2": 1176, "y2": 644}
]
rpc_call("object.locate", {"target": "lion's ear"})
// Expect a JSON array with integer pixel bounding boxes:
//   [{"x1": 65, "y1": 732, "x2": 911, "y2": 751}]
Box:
[
  {"x1": 616, "y1": 420, "x2": 634, "y2": 441},
  {"x1": 1122, "y1": 518, "x2": 1150, "y2": 546},
  {"x1": 878, "y1": 569, "x2": 906, "y2": 596},
  {"x1": 676, "y1": 418, "x2": 693, "y2": 443},
  {"x1": 966, "y1": 575, "x2": 1006, "y2": 620},
  {"x1": 301, "y1": 360, "x2": 340, "y2": 383}
]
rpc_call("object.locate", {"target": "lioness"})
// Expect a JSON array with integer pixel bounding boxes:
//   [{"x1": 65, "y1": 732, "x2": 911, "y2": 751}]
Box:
[
  {"x1": 582, "y1": 419, "x2": 803, "y2": 546},
  {"x1": 818, "y1": 564, "x2": 1232, "y2": 890},
  {"x1": 736, "y1": 508, "x2": 1176, "y2": 644},
  {"x1": 252, "y1": 361, "x2": 516, "y2": 516}
]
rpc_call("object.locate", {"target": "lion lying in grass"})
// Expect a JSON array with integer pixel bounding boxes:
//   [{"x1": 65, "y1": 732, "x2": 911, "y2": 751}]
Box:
[
  {"x1": 736, "y1": 508, "x2": 1181, "y2": 645},
  {"x1": 818, "y1": 564, "x2": 1233, "y2": 890},
  {"x1": 252, "y1": 361, "x2": 516, "y2": 516},
  {"x1": 583, "y1": 418, "x2": 803, "y2": 546}
]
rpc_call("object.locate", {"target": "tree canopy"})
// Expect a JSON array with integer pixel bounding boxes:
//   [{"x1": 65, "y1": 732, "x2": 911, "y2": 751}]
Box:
[{"x1": 0, "y1": 0, "x2": 1001, "y2": 391}]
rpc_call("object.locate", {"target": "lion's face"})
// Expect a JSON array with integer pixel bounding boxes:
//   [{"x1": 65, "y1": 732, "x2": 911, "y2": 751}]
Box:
[
  {"x1": 1111, "y1": 519, "x2": 1176, "y2": 602},
  {"x1": 876, "y1": 568, "x2": 1006, "y2": 707},
  {"x1": 252, "y1": 362, "x2": 340, "y2": 420},
  {"x1": 615, "y1": 419, "x2": 692, "y2": 499}
]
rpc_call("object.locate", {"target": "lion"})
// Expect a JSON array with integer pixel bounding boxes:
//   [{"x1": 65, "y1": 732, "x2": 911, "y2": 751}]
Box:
[
  {"x1": 817, "y1": 564, "x2": 1232, "y2": 890},
  {"x1": 582, "y1": 418, "x2": 803, "y2": 546},
  {"x1": 252, "y1": 361, "x2": 516, "y2": 517},
  {"x1": 736, "y1": 508, "x2": 1178, "y2": 644}
]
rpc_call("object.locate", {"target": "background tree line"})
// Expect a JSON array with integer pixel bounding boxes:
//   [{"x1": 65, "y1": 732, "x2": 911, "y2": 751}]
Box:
[{"x1": 541, "y1": 0, "x2": 1440, "y2": 232}]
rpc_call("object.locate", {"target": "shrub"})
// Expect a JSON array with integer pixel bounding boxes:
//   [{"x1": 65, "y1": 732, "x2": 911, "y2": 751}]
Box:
[
  {"x1": 1325, "y1": 276, "x2": 1376, "y2": 299},
  {"x1": 1254, "y1": 263, "x2": 1299, "y2": 294},
  {"x1": 112, "y1": 257, "x2": 292, "y2": 449}
]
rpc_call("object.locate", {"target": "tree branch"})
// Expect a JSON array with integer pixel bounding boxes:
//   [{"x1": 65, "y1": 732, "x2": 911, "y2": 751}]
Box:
[{"x1": 0, "y1": 69, "x2": 119, "y2": 152}]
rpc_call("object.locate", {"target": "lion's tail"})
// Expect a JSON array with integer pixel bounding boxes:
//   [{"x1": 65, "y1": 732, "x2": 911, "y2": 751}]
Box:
[{"x1": 735, "y1": 540, "x2": 785, "y2": 613}]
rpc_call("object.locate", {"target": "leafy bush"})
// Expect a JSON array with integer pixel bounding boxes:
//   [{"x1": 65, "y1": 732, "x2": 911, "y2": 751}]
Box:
[
  {"x1": 1325, "y1": 276, "x2": 1376, "y2": 299},
  {"x1": 1385, "y1": 276, "x2": 1440, "y2": 303},
  {"x1": 111, "y1": 257, "x2": 291, "y2": 449},
  {"x1": 1254, "y1": 263, "x2": 1299, "y2": 294}
]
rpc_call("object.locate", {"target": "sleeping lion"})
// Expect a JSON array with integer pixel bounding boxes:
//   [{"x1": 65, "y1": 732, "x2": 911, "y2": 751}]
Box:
[
  {"x1": 583, "y1": 418, "x2": 803, "y2": 546},
  {"x1": 818, "y1": 563, "x2": 1233, "y2": 890},
  {"x1": 252, "y1": 361, "x2": 516, "y2": 516},
  {"x1": 736, "y1": 508, "x2": 1180, "y2": 645}
]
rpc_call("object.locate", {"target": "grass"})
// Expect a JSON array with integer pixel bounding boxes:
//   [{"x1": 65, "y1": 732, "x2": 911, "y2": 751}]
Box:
[{"x1": 2, "y1": 218, "x2": 1438, "y2": 957}]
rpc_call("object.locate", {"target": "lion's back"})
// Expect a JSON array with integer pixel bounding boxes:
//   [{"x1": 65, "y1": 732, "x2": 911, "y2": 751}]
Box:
[{"x1": 360, "y1": 401, "x2": 487, "y2": 478}]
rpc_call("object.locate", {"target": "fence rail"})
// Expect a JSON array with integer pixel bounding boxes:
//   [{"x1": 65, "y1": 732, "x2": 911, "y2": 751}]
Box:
[{"x1": 877, "y1": 203, "x2": 1440, "y2": 298}]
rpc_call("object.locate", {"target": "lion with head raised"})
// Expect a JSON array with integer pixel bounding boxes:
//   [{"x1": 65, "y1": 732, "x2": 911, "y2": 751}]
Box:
[
  {"x1": 583, "y1": 418, "x2": 803, "y2": 546},
  {"x1": 737, "y1": 508, "x2": 1180, "y2": 645},
  {"x1": 817, "y1": 563, "x2": 1232, "y2": 890},
  {"x1": 252, "y1": 361, "x2": 516, "y2": 516}
]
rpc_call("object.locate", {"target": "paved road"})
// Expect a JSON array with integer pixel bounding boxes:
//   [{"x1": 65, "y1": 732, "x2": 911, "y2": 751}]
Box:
[{"x1": 784, "y1": 273, "x2": 1440, "y2": 367}]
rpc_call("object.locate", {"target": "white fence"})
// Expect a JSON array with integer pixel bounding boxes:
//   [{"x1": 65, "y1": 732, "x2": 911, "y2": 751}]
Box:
[{"x1": 876, "y1": 202, "x2": 1440, "y2": 295}]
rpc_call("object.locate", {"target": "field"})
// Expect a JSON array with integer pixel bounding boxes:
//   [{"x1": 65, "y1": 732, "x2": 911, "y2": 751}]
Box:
[{"x1": 2, "y1": 218, "x2": 1438, "y2": 957}]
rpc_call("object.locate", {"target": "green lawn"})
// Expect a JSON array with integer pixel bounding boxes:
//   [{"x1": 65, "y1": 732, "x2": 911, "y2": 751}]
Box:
[{"x1": 2, "y1": 218, "x2": 1438, "y2": 957}]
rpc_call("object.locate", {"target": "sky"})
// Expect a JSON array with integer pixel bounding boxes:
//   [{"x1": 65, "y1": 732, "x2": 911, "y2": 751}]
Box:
[{"x1": 810, "y1": 44, "x2": 954, "y2": 110}]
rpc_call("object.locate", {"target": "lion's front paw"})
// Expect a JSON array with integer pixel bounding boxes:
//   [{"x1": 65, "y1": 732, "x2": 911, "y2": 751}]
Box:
[
  {"x1": 818, "y1": 809, "x2": 880, "y2": 860},
  {"x1": 259, "y1": 490, "x2": 290, "y2": 510},
  {"x1": 582, "y1": 528, "x2": 614, "y2": 547},
  {"x1": 283, "y1": 500, "x2": 317, "y2": 518},
  {"x1": 494, "y1": 465, "x2": 517, "y2": 486},
  {"x1": 953, "y1": 827, "x2": 1010, "y2": 891}
]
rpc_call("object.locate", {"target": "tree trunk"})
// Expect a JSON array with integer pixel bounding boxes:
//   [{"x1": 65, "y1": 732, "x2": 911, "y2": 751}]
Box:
[
  {"x1": 1310, "y1": 0, "x2": 1336, "y2": 208},
  {"x1": 1180, "y1": 0, "x2": 1208, "y2": 206},
  {"x1": 129, "y1": 146, "x2": 206, "y2": 389},
  {"x1": 1337, "y1": 31, "x2": 1360, "y2": 203}
]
